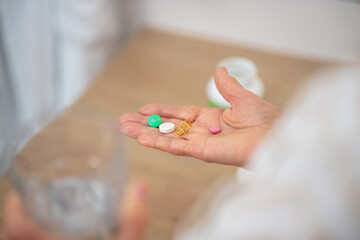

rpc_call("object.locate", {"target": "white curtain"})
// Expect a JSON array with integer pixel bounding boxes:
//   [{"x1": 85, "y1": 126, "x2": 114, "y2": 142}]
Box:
[{"x1": 0, "y1": 0, "x2": 141, "y2": 176}]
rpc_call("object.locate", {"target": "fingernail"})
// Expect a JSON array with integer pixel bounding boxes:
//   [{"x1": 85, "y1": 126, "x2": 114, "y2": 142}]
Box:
[
  {"x1": 221, "y1": 66, "x2": 228, "y2": 73},
  {"x1": 137, "y1": 183, "x2": 148, "y2": 200}
]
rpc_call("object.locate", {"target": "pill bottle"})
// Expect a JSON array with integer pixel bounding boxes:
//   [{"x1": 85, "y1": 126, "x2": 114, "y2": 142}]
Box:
[{"x1": 207, "y1": 57, "x2": 265, "y2": 108}]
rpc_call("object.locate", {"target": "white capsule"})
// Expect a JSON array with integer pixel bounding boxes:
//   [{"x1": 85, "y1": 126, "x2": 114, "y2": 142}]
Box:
[{"x1": 159, "y1": 122, "x2": 175, "y2": 134}]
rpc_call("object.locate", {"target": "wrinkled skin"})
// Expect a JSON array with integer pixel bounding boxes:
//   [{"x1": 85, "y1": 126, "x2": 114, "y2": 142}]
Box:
[{"x1": 119, "y1": 67, "x2": 282, "y2": 166}]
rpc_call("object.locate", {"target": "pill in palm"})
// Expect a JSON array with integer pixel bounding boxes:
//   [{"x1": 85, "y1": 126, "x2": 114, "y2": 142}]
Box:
[
  {"x1": 177, "y1": 120, "x2": 191, "y2": 136},
  {"x1": 159, "y1": 122, "x2": 175, "y2": 133},
  {"x1": 209, "y1": 125, "x2": 221, "y2": 134},
  {"x1": 148, "y1": 114, "x2": 162, "y2": 127}
]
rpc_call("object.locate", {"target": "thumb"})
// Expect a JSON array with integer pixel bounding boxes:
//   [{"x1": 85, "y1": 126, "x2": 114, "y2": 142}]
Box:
[
  {"x1": 214, "y1": 66, "x2": 246, "y2": 105},
  {"x1": 116, "y1": 181, "x2": 149, "y2": 240},
  {"x1": 4, "y1": 191, "x2": 62, "y2": 240}
]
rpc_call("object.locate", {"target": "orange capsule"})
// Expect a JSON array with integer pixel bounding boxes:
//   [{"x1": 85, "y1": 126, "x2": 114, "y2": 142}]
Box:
[{"x1": 176, "y1": 120, "x2": 191, "y2": 136}]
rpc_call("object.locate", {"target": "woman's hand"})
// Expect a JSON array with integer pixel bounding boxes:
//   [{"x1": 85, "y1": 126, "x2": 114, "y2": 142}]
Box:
[
  {"x1": 119, "y1": 67, "x2": 281, "y2": 166},
  {"x1": 3, "y1": 182, "x2": 148, "y2": 240}
]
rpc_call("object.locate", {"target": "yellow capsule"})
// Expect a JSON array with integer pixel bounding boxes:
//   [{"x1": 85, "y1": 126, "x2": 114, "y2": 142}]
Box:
[{"x1": 176, "y1": 120, "x2": 191, "y2": 136}]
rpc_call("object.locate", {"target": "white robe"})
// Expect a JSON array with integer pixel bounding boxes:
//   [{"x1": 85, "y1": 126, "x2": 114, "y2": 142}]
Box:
[{"x1": 175, "y1": 66, "x2": 360, "y2": 240}]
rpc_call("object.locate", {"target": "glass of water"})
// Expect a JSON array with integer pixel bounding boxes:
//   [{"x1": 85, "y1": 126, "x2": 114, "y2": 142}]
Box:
[{"x1": 6, "y1": 107, "x2": 126, "y2": 239}]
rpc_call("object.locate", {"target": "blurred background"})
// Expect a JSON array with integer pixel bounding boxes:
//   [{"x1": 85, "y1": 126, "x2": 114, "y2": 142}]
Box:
[
  {"x1": 0, "y1": 1, "x2": 360, "y2": 239},
  {"x1": 0, "y1": 0, "x2": 359, "y2": 174}
]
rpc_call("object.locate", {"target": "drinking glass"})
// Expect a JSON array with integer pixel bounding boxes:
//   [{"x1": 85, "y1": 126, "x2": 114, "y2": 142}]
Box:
[{"x1": 5, "y1": 107, "x2": 126, "y2": 240}]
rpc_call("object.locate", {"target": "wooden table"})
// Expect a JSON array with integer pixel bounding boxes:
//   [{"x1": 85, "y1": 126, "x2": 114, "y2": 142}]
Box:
[{"x1": 0, "y1": 29, "x2": 327, "y2": 239}]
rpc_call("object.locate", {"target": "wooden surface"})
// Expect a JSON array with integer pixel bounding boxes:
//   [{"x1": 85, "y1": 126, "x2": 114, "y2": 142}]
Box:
[{"x1": 0, "y1": 29, "x2": 327, "y2": 239}]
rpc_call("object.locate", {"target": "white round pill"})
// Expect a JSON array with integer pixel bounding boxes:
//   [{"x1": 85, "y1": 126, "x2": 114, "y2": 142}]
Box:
[{"x1": 159, "y1": 122, "x2": 175, "y2": 134}]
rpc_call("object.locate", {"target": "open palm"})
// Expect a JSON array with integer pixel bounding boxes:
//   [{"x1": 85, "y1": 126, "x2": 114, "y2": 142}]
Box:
[{"x1": 119, "y1": 67, "x2": 281, "y2": 166}]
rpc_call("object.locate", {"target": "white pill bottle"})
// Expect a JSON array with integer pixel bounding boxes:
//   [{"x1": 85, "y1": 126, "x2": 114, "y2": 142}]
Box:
[{"x1": 207, "y1": 57, "x2": 265, "y2": 108}]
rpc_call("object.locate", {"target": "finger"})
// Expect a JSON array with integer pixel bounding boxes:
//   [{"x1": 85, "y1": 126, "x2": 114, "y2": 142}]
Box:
[
  {"x1": 4, "y1": 192, "x2": 61, "y2": 240},
  {"x1": 119, "y1": 113, "x2": 148, "y2": 125},
  {"x1": 120, "y1": 122, "x2": 159, "y2": 138},
  {"x1": 119, "y1": 113, "x2": 182, "y2": 127},
  {"x1": 116, "y1": 182, "x2": 148, "y2": 240},
  {"x1": 139, "y1": 104, "x2": 200, "y2": 122},
  {"x1": 137, "y1": 135, "x2": 192, "y2": 156},
  {"x1": 120, "y1": 120, "x2": 181, "y2": 139},
  {"x1": 214, "y1": 66, "x2": 247, "y2": 105}
]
